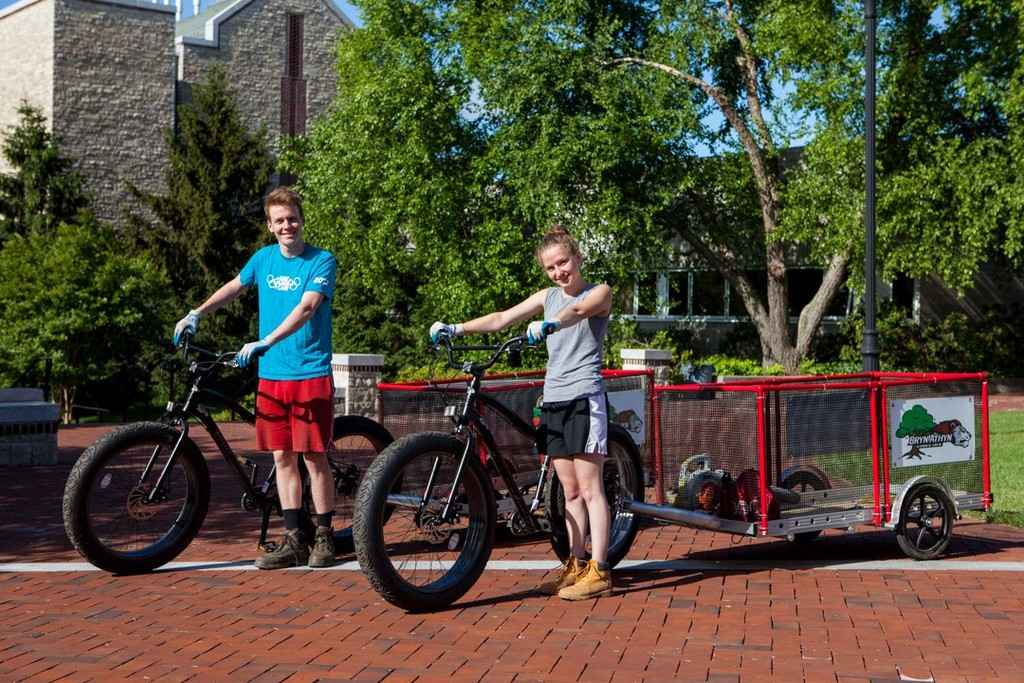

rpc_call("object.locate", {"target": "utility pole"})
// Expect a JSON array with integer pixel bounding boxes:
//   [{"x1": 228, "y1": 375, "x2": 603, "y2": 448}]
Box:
[{"x1": 862, "y1": 0, "x2": 880, "y2": 372}]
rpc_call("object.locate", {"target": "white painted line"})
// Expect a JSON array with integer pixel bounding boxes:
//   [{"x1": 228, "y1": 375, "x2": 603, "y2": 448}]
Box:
[{"x1": 4, "y1": 559, "x2": 1024, "y2": 573}]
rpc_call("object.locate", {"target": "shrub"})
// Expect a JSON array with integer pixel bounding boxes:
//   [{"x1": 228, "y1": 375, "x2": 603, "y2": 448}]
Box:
[{"x1": 839, "y1": 302, "x2": 1024, "y2": 375}]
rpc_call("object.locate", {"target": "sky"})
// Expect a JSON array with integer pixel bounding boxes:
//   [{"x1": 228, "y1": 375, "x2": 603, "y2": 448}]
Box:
[{"x1": 0, "y1": 0, "x2": 362, "y2": 23}]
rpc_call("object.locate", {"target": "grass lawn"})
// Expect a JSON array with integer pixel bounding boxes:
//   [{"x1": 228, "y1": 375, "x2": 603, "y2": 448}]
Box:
[
  {"x1": 988, "y1": 410, "x2": 1024, "y2": 524},
  {"x1": 775, "y1": 410, "x2": 1023, "y2": 526}
]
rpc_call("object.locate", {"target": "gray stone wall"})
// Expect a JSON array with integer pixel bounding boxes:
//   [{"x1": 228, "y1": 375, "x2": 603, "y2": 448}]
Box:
[
  {"x1": 621, "y1": 349, "x2": 674, "y2": 385},
  {"x1": 332, "y1": 354, "x2": 384, "y2": 420},
  {"x1": 0, "y1": 0, "x2": 55, "y2": 175},
  {"x1": 52, "y1": 0, "x2": 176, "y2": 223},
  {"x1": 0, "y1": 388, "x2": 59, "y2": 466},
  {"x1": 178, "y1": 0, "x2": 346, "y2": 150}
]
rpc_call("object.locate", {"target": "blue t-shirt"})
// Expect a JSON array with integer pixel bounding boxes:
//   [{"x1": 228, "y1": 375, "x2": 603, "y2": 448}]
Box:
[{"x1": 239, "y1": 244, "x2": 336, "y2": 380}]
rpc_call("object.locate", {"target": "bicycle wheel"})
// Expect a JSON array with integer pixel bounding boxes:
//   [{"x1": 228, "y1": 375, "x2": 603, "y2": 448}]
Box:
[
  {"x1": 546, "y1": 425, "x2": 643, "y2": 567},
  {"x1": 320, "y1": 415, "x2": 394, "y2": 554},
  {"x1": 62, "y1": 422, "x2": 210, "y2": 573},
  {"x1": 354, "y1": 432, "x2": 496, "y2": 612}
]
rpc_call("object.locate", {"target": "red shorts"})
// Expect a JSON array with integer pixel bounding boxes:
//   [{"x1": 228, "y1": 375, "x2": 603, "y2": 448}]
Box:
[{"x1": 255, "y1": 376, "x2": 334, "y2": 454}]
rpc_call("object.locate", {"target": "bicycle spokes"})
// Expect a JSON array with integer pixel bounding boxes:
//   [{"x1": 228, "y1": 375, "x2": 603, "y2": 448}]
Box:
[
  {"x1": 378, "y1": 448, "x2": 486, "y2": 587},
  {"x1": 86, "y1": 437, "x2": 199, "y2": 556}
]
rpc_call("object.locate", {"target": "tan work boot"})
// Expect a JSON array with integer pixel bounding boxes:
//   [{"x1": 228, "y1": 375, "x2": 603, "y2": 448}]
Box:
[
  {"x1": 255, "y1": 529, "x2": 309, "y2": 570},
  {"x1": 558, "y1": 560, "x2": 612, "y2": 600},
  {"x1": 537, "y1": 556, "x2": 586, "y2": 595},
  {"x1": 307, "y1": 526, "x2": 337, "y2": 568}
]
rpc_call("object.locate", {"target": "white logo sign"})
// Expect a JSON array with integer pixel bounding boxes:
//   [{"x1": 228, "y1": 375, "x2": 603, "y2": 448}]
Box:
[
  {"x1": 608, "y1": 390, "x2": 646, "y2": 446},
  {"x1": 312, "y1": 276, "x2": 328, "y2": 286},
  {"x1": 267, "y1": 274, "x2": 301, "y2": 292},
  {"x1": 889, "y1": 396, "x2": 975, "y2": 468}
]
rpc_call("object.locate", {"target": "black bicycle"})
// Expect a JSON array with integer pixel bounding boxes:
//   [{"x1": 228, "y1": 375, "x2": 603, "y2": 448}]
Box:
[
  {"x1": 62, "y1": 335, "x2": 393, "y2": 574},
  {"x1": 353, "y1": 334, "x2": 644, "y2": 611}
]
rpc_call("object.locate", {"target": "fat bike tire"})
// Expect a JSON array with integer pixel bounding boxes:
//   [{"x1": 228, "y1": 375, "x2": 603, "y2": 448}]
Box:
[
  {"x1": 62, "y1": 422, "x2": 210, "y2": 574},
  {"x1": 354, "y1": 432, "x2": 496, "y2": 612}
]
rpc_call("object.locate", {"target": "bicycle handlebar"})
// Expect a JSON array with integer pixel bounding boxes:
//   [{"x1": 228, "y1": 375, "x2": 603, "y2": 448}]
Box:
[
  {"x1": 431, "y1": 334, "x2": 530, "y2": 375},
  {"x1": 176, "y1": 333, "x2": 243, "y2": 370}
]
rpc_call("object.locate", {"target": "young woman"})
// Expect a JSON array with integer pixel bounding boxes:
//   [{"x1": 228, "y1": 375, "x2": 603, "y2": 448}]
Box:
[{"x1": 430, "y1": 226, "x2": 613, "y2": 600}]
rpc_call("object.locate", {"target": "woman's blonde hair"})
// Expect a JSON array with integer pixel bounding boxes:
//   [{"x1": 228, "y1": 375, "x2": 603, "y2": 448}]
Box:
[{"x1": 535, "y1": 224, "x2": 582, "y2": 263}]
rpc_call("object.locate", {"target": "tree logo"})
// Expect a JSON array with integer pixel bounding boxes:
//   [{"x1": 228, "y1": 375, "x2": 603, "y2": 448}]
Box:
[{"x1": 894, "y1": 404, "x2": 972, "y2": 461}]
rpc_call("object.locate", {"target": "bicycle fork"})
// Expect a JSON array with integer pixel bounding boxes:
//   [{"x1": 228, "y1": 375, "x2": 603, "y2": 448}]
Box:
[
  {"x1": 530, "y1": 453, "x2": 552, "y2": 514},
  {"x1": 140, "y1": 422, "x2": 191, "y2": 505},
  {"x1": 433, "y1": 432, "x2": 476, "y2": 523}
]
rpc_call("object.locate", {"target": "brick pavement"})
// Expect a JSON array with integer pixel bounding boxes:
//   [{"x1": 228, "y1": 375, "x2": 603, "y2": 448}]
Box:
[{"x1": 1, "y1": 414, "x2": 1023, "y2": 681}]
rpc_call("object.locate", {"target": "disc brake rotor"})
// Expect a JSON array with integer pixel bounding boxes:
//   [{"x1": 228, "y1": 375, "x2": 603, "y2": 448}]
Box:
[
  {"x1": 419, "y1": 511, "x2": 455, "y2": 545},
  {"x1": 126, "y1": 486, "x2": 160, "y2": 520}
]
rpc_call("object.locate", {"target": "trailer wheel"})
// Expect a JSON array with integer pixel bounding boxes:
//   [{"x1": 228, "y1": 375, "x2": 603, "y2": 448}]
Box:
[
  {"x1": 781, "y1": 469, "x2": 829, "y2": 543},
  {"x1": 896, "y1": 482, "x2": 954, "y2": 560}
]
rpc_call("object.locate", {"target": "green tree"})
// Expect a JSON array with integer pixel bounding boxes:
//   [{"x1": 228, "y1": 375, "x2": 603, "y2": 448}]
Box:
[
  {"x1": 285, "y1": 0, "x2": 688, "y2": 369},
  {"x1": 128, "y1": 66, "x2": 274, "y2": 349},
  {"x1": 601, "y1": 0, "x2": 1024, "y2": 370},
  {"x1": 781, "y1": 0, "x2": 1022, "y2": 294},
  {"x1": 283, "y1": 0, "x2": 524, "y2": 369},
  {"x1": 292, "y1": 0, "x2": 1023, "y2": 372},
  {"x1": 0, "y1": 223, "x2": 170, "y2": 422},
  {"x1": 0, "y1": 103, "x2": 90, "y2": 242},
  {"x1": 895, "y1": 403, "x2": 937, "y2": 459}
]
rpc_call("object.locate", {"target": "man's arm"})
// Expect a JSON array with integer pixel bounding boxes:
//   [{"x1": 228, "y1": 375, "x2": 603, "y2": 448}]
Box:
[
  {"x1": 194, "y1": 276, "x2": 248, "y2": 316},
  {"x1": 263, "y1": 290, "x2": 325, "y2": 345},
  {"x1": 174, "y1": 276, "x2": 250, "y2": 344}
]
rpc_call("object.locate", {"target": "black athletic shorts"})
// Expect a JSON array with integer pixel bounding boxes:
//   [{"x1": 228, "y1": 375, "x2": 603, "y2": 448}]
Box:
[{"x1": 537, "y1": 392, "x2": 608, "y2": 457}]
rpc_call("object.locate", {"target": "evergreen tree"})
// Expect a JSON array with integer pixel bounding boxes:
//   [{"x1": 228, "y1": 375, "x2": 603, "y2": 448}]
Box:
[
  {"x1": 129, "y1": 66, "x2": 274, "y2": 349},
  {"x1": 0, "y1": 103, "x2": 90, "y2": 243}
]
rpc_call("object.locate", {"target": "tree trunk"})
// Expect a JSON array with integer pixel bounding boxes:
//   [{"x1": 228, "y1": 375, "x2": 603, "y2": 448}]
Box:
[
  {"x1": 59, "y1": 385, "x2": 75, "y2": 424},
  {"x1": 610, "y1": 27, "x2": 854, "y2": 374}
]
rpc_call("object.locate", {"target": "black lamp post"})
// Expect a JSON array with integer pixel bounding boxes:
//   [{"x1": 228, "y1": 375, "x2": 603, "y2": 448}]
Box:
[{"x1": 861, "y1": 0, "x2": 880, "y2": 371}]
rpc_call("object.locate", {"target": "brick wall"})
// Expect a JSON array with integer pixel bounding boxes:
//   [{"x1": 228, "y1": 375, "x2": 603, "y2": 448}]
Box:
[
  {"x1": 0, "y1": 0, "x2": 55, "y2": 175},
  {"x1": 52, "y1": 0, "x2": 176, "y2": 223}
]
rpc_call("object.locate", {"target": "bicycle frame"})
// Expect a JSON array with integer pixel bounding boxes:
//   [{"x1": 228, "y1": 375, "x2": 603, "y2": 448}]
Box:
[
  {"x1": 417, "y1": 337, "x2": 548, "y2": 535},
  {"x1": 142, "y1": 342, "x2": 286, "y2": 547}
]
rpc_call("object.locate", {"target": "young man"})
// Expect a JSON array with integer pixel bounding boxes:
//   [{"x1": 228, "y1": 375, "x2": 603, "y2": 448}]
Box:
[{"x1": 172, "y1": 186, "x2": 338, "y2": 569}]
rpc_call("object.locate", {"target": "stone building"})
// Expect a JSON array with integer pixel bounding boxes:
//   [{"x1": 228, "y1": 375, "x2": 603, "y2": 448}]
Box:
[{"x1": 0, "y1": 0, "x2": 352, "y2": 222}]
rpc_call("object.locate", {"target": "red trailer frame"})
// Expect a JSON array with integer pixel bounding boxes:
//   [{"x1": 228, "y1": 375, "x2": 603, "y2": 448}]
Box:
[{"x1": 651, "y1": 371, "x2": 990, "y2": 542}]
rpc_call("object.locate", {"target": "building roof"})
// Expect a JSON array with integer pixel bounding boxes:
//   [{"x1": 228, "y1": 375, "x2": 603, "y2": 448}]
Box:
[
  {"x1": 175, "y1": 0, "x2": 234, "y2": 39},
  {"x1": 176, "y1": 0, "x2": 353, "y2": 44}
]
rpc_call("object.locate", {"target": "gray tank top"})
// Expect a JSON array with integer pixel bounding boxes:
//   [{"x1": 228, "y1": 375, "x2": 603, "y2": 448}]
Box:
[{"x1": 542, "y1": 285, "x2": 609, "y2": 402}]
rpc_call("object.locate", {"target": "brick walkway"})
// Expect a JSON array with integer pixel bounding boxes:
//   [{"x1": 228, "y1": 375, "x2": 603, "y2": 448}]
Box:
[{"x1": 2, "y1": 415, "x2": 1024, "y2": 682}]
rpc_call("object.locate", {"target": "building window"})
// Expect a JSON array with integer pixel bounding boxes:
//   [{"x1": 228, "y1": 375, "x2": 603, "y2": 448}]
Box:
[
  {"x1": 668, "y1": 271, "x2": 689, "y2": 316},
  {"x1": 692, "y1": 271, "x2": 726, "y2": 316},
  {"x1": 623, "y1": 268, "x2": 851, "y2": 321},
  {"x1": 281, "y1": 14, "x2": 306, "y2": 136},
  {"x1": 636, "y1": 273, "x2": 659, "y2": 316}
]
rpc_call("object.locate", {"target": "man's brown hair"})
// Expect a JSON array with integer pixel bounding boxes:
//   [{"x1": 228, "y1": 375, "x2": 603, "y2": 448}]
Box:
[{"x1": 264, "y1": 186, "x2": 304, "y2": 221}]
